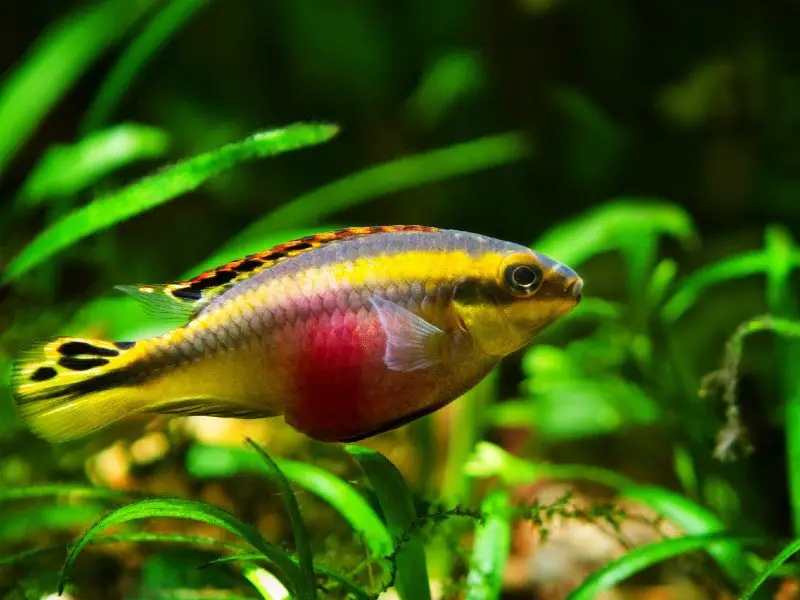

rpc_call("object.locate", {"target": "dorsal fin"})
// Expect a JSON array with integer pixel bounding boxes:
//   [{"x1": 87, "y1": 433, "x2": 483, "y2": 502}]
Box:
[{"x1": 116, "y1": 225, "x2": 438, "y2": 322}]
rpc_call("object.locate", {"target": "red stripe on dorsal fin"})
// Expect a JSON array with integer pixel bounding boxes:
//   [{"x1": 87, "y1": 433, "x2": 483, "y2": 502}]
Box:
[{"x1": 116, "y1": 225, "x2": 438, "y2": 322}]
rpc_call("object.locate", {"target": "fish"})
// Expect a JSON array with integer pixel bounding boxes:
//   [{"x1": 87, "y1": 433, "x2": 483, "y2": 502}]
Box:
[{"x1": 11, "y1": 225, "x2": 583, "y2": 444}]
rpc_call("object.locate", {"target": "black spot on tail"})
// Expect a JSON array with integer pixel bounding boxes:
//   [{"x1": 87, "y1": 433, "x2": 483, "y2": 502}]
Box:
[
  {"x1": 58, "y1": 341, "x2": 119, "y2": 357},
  {"x1": 31, "y1": 366, "x2": 57, "y2": 381},
  {"x1": 114, "y1": 341, "x2": 136, "y2": 350},
  {"x1": 58, "y1": 357, "x2": 110, "y2": 371}
]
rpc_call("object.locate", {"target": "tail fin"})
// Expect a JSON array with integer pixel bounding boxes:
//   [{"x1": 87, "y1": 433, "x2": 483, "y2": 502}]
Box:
[{"x1": 11, "y1": 336, "x2": 145, "y2": 443}]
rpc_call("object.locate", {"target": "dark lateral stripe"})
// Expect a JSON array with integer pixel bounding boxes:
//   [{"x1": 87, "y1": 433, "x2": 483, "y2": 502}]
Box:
[
  {"x1": 32, "y1": 368, "x2": 135, "y2": 402},
  {"x1": 58, "y1": 356, "x2": 110, "y2": 371},
  {"x1": 58, "y1": 341, "x2": 119, "y2": 357}
]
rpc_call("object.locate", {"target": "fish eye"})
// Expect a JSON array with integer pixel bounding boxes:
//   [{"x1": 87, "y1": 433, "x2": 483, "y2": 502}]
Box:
[{"x1": 504, "y1": 263, "x2": 543, "y2": 295}]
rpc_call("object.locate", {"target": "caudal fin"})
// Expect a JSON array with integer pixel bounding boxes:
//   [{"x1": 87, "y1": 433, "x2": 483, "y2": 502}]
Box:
[{"x1": 11, "y1": 336, "x2": 145, "y2": 443}]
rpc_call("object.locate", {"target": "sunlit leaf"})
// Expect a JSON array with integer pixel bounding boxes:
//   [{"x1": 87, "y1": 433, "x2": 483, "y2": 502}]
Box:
[
  {"x1": 0, "y1": 0, "x2": 159, "y2": 176},
  {"x1": 566, "y1": 534, "x2": 765, "y2": 600},
  {"x1": 2, "y1": 122, "x2": 339, "y2": 283},
  {"x1": 346, "y1": 445, "x2": 432, "y2": 600},
  {"x1": 186, "y1": 443, "x2": 393, "y2": 558},
  {"x1": 82, "y1": 0, "x2": 214, "y2": 133},
  {"x1": 245, "y1": 439, "x2": 315, "y2": 600},
  {"x1": 58, "y1": 498, "x2": 301, "y2": 596},
  {"x1": 14, "y1": 124, "x2": 169, "y2": 208},
  {"x1": 464, "y1": 489, "x2": 512, "y2": 600}
]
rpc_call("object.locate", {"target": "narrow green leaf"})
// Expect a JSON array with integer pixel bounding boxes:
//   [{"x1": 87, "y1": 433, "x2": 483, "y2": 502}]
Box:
[
  {"x1": 345, "y1": 445, "x2": 432, "y2": 600},
  {"x1": 0, "y1": 0, "x2": 158, "y2": 176},
  {"x1": 0, "y1": 504, "x2": 103, "y2": 542},
  {"x1": 228, "y1": 131, "x2": 531, "y2": 241},
  {"x1": 186, "y1": 443, "x2": 393, "y2": 558},
  {"x1": 464, "y1": 490, "x2": 512, "y2": 600},
  {"x1": 82, "y1": 0, "x2": 215, "y2": 133},
  {"x1": 0, "y1": 484, "x2": 139, "y2": 503},
  {"x1": 662, "y1": 249, "x2": 800, "y2": 322},
  {"x1": 533, "y1": 198, "x2": 697, "y2": 267},
  {"x1": 58, "y1": 498, "x2": 301, "y2": 596},
  {"x1": 15, "y1": 123, "x2": 170, "y2": 208},
  {"x1": 566, "y1": 534, "x2": 766, "y2": 600},
  {"x1": 740, "y1": 539, "x2": 800, "y2": 599},
  {"x1": 245, "y1": 439, "x2": 316, "y2": 600},
  {"x1": 3, "y1": 122, "x2": 339, "y2": 283},
  {"x1": 465, "y1": 442, "x2": 756, "y2": 586}
]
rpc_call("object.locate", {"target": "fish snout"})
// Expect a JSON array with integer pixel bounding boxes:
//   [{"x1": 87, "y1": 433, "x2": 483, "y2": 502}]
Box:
[{"x1": 566, "y1": 277, "x2": 583, "y2": 304}]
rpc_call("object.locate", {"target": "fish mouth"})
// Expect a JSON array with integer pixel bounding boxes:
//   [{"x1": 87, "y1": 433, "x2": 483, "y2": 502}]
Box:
[{"x1": 566, "y1": 278, "x2": 583, "y2": 304}]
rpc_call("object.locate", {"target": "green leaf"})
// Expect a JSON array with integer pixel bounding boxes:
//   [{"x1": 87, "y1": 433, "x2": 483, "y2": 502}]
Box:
[
  {"x1": 488, "y1": 378, "x2": 660, "y2": 440},
  {"x1": 0, "y1": 484, "x2": 139, "y2": 503},
  {"x1": 244, "y1": 439, "x2": 315, "y2": 600},
  {"x1": 0, "y1": 0, "x2": 158, "y2": 176},
  {"x1": 661, "y1": 249, "x2": 800, "y2": 322},
  {"x1": 2, "y1": 122, "x2": 339, "y2": 284},
  {"x1": 345, "y1": 445, "x2": 432, "y2": 600},
  {"x1": 58, "y1": 498, "x2": 301, "y2": 596},
  {"x1": 14, "y1": 123, "x2": 169, "y2": 208},
  {"x1": 566, "y1": 534, "x2": 766, "y2": 600},
  {"x1": 464, "y1": 490, "x2": 512, "y2": 600},
  {"x1": 0, "y1": 504, "x2": 103, "y2": 542},
  {"x1": 740, "y1": 539, "x2": 800, "y2": 599},
  {"x1": 464, "y1": 443, "x2": 756, "y2": 586},
  {"x1": 229, "y1": 130, "x2": 531, "y2": 239},
  {"x1": 533, "y1": 198, "x2": 697, "y2": 268},
  {"x1": 82, "y1": 0, "x2": 214, "y2": 133},
  {"x1": 186, "y1": 443, "x2": 393, "y2": 558}
]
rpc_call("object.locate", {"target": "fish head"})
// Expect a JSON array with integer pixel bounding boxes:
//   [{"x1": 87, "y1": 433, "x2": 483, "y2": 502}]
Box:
[{"x1": 452, "y1": 248, "x2": 582, "y2": 357}]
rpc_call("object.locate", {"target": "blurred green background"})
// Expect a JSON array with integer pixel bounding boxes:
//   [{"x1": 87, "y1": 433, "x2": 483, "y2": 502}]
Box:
[{"x1": 2, "y1": 1, "x2": 800, "y2": 599}]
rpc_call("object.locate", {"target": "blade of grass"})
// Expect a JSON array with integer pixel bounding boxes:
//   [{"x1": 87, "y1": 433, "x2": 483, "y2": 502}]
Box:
[
  {"x1": 13, "y1": 123, "x2": 170, "y2": 210},
  {"x1": 241, "y1": 565, "x2": 291, "y2": 600},
  {"x1": 245, "y1": 439, "x2": 316, "y2": 600},
  {"x1": 662, "y1": 249, "x2": 800, "y2": 323},
  {"x1": 740, "y1": 539, "x2": 800, "y2": 599},
  {"x1": 0, "y1": 484, "x2": 142, "y2": 502},
  {"x1": 0, "y1": 0, "x2": 158, "y2": 176},
  {"x1": 345, "y1": 445, "x2": 432, "y2": 600},
  {"x1": 566, "y1": 534, "x2": 767, "y2": 600},
  {"x1": 465, "y1": 442, "x2": 755, "y2": 586},
  {"x1": 763, "y1": 227, "x2": 800, "y2": 539},
  {"x1": 225, "y1": 130, "x2": 531, "y2": 242},
  {"x1": 0, "y1": 504, "x2": 104, "y2": 542},
  {"x1": 464, "y1": 489, "x2": 512, "y2": 600},
  {"x1": 2, "y1": 122, "x2": 339, "y2": 283},
  {"x1": 58, "y1": 498, "x2": 301, "y2": 596},
  {"x1": 82, "y1": 0, "x2": 215, "y2": 133},
  {"x1": 186, "y1": 443, "x2": 392, "y2": 558}
]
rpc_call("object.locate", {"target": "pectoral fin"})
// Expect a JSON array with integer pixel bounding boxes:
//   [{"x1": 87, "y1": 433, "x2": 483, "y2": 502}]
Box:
[{"x1": 369, "y1": 296, "x2": 446, "y2": 371}]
